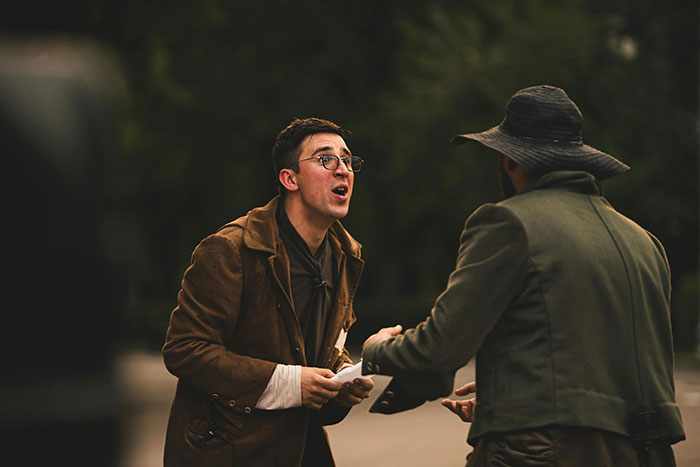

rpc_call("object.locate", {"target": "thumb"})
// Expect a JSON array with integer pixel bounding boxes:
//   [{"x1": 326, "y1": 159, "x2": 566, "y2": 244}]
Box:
[
  {"x1": 389, "y1": 324, "x2": 403, "y2": 336},
  {"x1": 455, "y1": 381, "x2": 476, "y2": 396}
]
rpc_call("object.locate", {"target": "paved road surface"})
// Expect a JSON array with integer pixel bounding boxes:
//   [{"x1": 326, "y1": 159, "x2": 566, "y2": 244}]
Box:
[{"x1": 116, "y1": 350, "x2": 700, "y2": 466}]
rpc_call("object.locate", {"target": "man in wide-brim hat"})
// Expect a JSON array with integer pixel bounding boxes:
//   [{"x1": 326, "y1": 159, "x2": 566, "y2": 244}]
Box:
[
  {"x1": 361, "y1": 85, "x2": 685, "y2": 466},
  {"x1": 452, "y1": 84, "x2": 630, "y2": 182}
]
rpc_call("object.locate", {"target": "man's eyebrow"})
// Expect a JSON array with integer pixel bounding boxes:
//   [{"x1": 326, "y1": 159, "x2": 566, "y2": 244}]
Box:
[{"x1": 311, "y1": 146, "x2": 352, "y2": 156}]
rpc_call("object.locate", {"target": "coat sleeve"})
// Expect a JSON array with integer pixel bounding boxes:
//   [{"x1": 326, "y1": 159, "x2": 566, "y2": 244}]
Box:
[
  {"x1": 162, "y1": 233, "x2": 277, "y2": 409},
  {"x1": 362, "y1": 203, "x2": 529, "y2": 377},
  {"x1": 644, "y1": 230, "x2": 672, "y2": 304}
]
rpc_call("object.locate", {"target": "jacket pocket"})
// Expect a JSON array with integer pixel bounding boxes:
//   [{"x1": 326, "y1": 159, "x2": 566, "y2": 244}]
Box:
[{"x1": 182, "y1": 418, "x2": 236, "y2": 462}]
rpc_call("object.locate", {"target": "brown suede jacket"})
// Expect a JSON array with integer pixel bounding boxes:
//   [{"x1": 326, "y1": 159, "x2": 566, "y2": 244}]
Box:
[{"x1": 162, "y1": 196, "x2": 364, "y2": 466}]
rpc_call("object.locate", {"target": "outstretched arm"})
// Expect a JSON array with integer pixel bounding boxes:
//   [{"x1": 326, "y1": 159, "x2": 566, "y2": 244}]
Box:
[{"x1": 361, "y1": 205, "x2": 529, "y2": 377}]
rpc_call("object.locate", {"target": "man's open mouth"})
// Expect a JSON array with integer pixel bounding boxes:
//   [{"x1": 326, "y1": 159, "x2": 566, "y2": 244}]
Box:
[{"x1": 332, "y1": 186, "x2": 348, "y2": 196}]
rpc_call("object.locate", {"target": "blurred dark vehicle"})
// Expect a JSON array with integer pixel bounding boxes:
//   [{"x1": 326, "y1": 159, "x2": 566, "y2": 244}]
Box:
[{"x1": 0, "y1": 37, "x2": 123, "y2": 466}]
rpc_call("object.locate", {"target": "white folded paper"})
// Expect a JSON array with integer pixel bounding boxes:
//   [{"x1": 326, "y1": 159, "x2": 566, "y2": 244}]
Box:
[{"x1": 331, "y1": 359, "x2": 374, "y2": 384}]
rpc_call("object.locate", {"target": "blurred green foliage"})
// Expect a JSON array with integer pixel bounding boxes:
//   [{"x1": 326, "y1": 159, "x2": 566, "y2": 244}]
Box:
[{"x1": 6, "y1": 0, "x2": 697, "y2": 351}]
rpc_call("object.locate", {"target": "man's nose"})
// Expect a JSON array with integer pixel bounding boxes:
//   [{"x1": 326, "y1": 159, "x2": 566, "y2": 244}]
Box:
[{"x1": 333, "y1": 161, "x2": 351, "y2": 176}]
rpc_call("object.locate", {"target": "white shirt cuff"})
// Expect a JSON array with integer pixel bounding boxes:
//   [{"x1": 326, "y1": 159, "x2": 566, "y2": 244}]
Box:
[{"x1": 255, "y1": 364, "x2": 302, "y2": 410}]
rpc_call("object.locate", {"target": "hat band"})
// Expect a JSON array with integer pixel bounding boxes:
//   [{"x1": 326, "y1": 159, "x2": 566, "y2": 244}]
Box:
[{"x1": 499, "y1": 124, "x2": 583, "y2": 146}]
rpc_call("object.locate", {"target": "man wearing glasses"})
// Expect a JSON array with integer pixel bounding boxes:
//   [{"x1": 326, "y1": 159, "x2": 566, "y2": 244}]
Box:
[{"x1": 162, "y1": 118, "x2": 371, "y2": 466}]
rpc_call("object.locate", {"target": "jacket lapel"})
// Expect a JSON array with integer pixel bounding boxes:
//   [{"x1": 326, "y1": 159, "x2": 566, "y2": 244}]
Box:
[
  {"x1": 266, "y1": 252, "x2": 307, "y2": 365},
  {"x1": 241, "y1": 197, "x2": 306, "y2": 364},
  {"x1": 317, "y1": 229, "x2": 365, "y2": 367}
]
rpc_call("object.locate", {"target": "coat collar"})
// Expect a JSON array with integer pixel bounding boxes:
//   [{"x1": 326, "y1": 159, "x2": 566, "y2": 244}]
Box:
[
  {"x1": 240, "y1": 195, "x2": 362, "y2": 258},
  {"x1": 517, "y1": 170, "x2": 603, "y2": 197}
]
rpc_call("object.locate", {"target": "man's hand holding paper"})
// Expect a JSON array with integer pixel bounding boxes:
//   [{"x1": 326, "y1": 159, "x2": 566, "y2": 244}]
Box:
[{"x1": 331, "y1": 360, "x2": 374, "y2": 408}]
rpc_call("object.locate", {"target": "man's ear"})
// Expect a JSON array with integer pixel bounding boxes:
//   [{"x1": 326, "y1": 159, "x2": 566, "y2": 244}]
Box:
[{"x1": 279, "y1": 169, "x2": 299, "y2": 192}]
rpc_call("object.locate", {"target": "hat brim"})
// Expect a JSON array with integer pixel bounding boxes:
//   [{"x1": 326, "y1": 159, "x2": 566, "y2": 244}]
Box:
[{"x1": 452, "y1": 125, "x2": 630, "y2": 180}]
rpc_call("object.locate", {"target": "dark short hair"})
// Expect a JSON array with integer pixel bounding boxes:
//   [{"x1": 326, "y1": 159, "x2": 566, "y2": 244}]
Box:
[{"x1": 271, "y1": 117, "x2": 347, "y2": 195}]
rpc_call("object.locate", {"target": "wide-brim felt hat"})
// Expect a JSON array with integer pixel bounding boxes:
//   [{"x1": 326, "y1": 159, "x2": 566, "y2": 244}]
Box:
[{"x1": 451, "y1": 85, "x2": 630, "y2": 180}]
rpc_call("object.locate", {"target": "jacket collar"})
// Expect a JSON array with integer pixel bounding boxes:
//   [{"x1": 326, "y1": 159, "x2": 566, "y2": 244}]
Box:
[
  {"x1": 517, "y1": 170, "x2": 603, "y2": 197},
  {"x1": 240, "y1": 196, "x2": 362, "y2": 258}
]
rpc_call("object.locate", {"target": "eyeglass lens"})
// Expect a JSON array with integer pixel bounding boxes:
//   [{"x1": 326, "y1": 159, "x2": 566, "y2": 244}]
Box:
[{"x1": 321, "y1": 154, "x2": 363, "y2": 172}]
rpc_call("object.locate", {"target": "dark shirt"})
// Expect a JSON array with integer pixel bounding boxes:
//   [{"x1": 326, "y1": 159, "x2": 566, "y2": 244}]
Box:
[
  {"x1": 277, "y1": 206, "x2": 347, "y2": 467},
  {"x1": 276, "y1": 205, "x2": 336, "y2": 367}
]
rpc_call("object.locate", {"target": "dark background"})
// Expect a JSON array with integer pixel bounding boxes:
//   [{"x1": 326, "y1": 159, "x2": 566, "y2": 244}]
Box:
[{"x1": 4, "y1": 0, "x2": 698, "y2": 355}]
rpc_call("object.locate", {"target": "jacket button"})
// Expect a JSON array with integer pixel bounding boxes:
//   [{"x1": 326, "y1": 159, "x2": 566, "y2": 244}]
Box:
[
  {"x1": 211, "y1": 393, "x2": 220, "y2": 400},
  {"x1": 228, "y1": 400, "x2": 236, "y2": 408},
  {"x1": 277, "y1": 303, "x2": 281, "y2": 309},
  {"x1": 366, "y1": 362, "x2": 374, "y2": 372},
  {"x1": 385, "y1": 391, "x2": 395, "y2": 399},
  {"x1": 244, "y1": 406, "x2": 252, "y2": 414},
  {"x1": 380, "y1": 400, "x2": 390, "y2": 407},
  {"x1": 374, "y1": 364, "x2": 381, "y2": 373}
]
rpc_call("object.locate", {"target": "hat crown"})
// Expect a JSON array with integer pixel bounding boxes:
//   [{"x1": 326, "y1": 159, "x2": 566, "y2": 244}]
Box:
[{"x1": 502, "y1": 85, "x2": 583, "y2": 144}]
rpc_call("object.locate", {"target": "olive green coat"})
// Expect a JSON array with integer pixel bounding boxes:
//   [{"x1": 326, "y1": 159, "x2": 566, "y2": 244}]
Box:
[
  {"x1": 363, "y1": 171, "x2": 684, "y2": 445},
  {"x1": 163, "y1": 197, "x2": 364, "y2": 466}
]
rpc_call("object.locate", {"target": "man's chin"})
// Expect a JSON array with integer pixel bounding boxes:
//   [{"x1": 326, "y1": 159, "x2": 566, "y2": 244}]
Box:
[{"x1": 330, "y1": 206, "x2": 350, "y2": 220}]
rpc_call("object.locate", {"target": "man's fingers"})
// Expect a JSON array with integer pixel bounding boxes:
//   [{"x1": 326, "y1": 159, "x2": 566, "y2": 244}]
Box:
[
  {"x1": 466, "y1": 400, "x2": 476, "y2": 419},
  {"x1": 316, "y1": 376, "x2": 342, "y2": 392},
  {"x1": 442, "y1": 400, "x2": 466, "y2": 421},
  {"x1": 305, "y1": 388, "x2": 338, "y2": 408},
  {"x1": 302, "y1": 368, "x2": 372, "y2": 409},
  {"x1": 441, "y1": 399, "x2": 460, "y2": 414},
  {"x1": 363, "y1": 324, "x2": 404, "y2": 349},
  {"x1": 330, "y1": 376, "x2": 374, "y2": 408},
  {"x1": 341, "y1": 384, "x2": 369, "y2": 399},
  {"x1": 312, "y1": 374, "x2": 341, "y2": 400},
  {"x1": 314, "y1": 368, "x2": 337, "y2": 379},
  {"x1": 441, "y1": 399, "x2": 474, "y2": 422},
  {"x1": 301, "y1": 367, "x2": 343, "y2": 409},
  {"x1": 454, "y1": 381, "x2": 476, "y2": 397},
  {"x1": 336, "y1": 390, "x2": 363, "y2": 407},
  {"x1": 318, "y1": 387, "x2": 341, "y2": 400},
  {"x1": 307, "y1": 368, "x2": 342, "y2": 391},
  {"x1": 441, "y1": 399, "x2": 456, "y2": 411},
  {"x1": 343, "y1": 378, "x2": 373, "y2": 396},
  {"x1": 352, "y1": 378, "x2": 374, "y2": 390},
  {"x1": 461, "y1": 402, "x2": 472, "y2": 419}
]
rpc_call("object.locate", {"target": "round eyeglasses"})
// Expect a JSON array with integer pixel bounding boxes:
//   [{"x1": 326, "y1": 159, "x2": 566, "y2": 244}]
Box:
[{"x1": 294, "y1": 154, "x2": 364, "y2": 173}]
